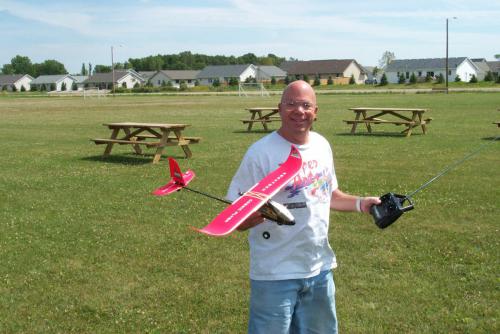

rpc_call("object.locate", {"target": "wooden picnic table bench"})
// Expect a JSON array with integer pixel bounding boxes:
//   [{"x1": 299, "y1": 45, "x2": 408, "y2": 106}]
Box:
[
  {"x1": 241, "y1": 107, "x2": 280, "y2": 131},
  {"x1": 91, "y1": 122, "x2": 201, "y2": 163},
  {"x1": 344, "y1": 107, "x2": 431, "y2": 137}
]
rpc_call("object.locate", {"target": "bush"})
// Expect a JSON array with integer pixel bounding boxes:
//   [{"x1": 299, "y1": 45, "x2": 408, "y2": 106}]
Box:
[
  {"x1": 271, "y1": 77, "x2": 276, "y2": 85},
  {"x1": 20, "y1": 85, "x2": 26, "y2": 92},
  {"x1": 284, "y1": 76, "x2": 290, "y2": 85},
  {"x1": 496, "y1": 75, "x2": 500, "y2": 84},
  {"x1": 454, "y1": 75, "x2": 461, "y2": 82},
  {"x1": 302, "y1": 74, "x2": 309, "y2": 83},
  {"x1": 30, "y1": 85, "x2": 38, "y2": 92},
  {"x1": 61, "y1": 82, "x2": 66, "y2": 91},
  {"x1": 179, "y1": 81, "x2": 188, "y2": 91},
  {"x1": 72, "y1": 82, "x2": 77, "y2": 91},
  {"x1": 228, "y1": 77, "x2": 238, "y2": 86},
  {"x1": 436, "y1": 73, "x2": 444, "y2": 84},
  {"x1": 327, "y1": 76, "x2": 333, "y2": 85},
  {"x1": 469, "y1": 75, "x2": 477, "y2": 83},
  {"x1": 425, "y1": 73, "x2": 432, "y2": 82},
  {"x1": 313, "y1": 76, "x2": 321, "y2": 86},
  {"x1": 409, "y1": 73, "x2": 417, "y2": 84},
  {"x1": 212, "y1": 79, "x2": 220, "y2": 87},
  {"x1": 398, "y1": 73, "x2": 406, "y2": 84},
  {"x1": 484, "y1": 71, "x2": 493, "y2": 82},
  {"x1": 50, "y1": 83, "x2": 56, "y2": 91},
  {"x1": 12, "y1": 85, "x2": 17, "y2": 92},
  {"x1": 349, "y1": 74, "x2": 355, "y2": 85},
  {"x1": 379, "y1": 73, "x2": 388, "y2": 86}
]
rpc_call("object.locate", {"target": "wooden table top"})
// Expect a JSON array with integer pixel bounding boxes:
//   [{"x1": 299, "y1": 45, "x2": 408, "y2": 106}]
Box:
[
  {"x1": 349, "y1": 107, "x2": 428, "y2": 112},
  {"x1": 103, "y1": 122, "x2": 190, "y2": 129}
]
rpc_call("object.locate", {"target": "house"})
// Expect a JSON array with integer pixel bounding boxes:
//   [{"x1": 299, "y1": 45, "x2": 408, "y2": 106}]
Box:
[
  {"x1": 71, "y1": 75, "x2": 89, "y2": 90},
  {"x1": 255, "y1": 66, "x2": 287, "y2": 82},
  {"x1": 149, "y1": 70, "x2": 200, "y2": 88},
  {"x1": 0, "y1": 74, "x2": 34, "y2": 91},
  {"x1": 31, "y1": 74, "x2": 75, "y2": 91},
  {"x1": 486, "y1": 61, "x2": 500, "y2": 79},
  {"x1": 138, "y1": 71, "x2": 157, "y2": 84},
  {"x1": 384, "y1": 57, "x2": 479, "y2": 83},
  {"x1": 279, "y1": 59, "x2": 367, "y2": 84},
  {"x1": 471, "y1": 58, "x2": 491, "y2": 81},
  {"x1": 196, "y1": 64, "x2": 257, "y2": 86},
  {"x1": 84, "y1": 69, "x2": 145, "y2": 89}
]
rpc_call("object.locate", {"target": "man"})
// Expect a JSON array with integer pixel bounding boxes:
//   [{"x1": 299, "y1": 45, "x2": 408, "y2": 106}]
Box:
[{"x1": 227, "y1": 80, "x2": 381, "y2": 333}]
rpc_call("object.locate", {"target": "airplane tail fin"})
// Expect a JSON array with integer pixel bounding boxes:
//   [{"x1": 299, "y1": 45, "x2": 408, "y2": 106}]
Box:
[
  {"x1": 169, "y1": 157, "x2": 186, "y2": 186},
  {"x1": 152, "y1": 158, "x2": 195, "y2": 196}
]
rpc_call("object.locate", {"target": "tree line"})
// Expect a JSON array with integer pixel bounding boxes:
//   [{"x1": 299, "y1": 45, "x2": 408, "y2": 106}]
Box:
[{"x1": 1, "y1": 52, "x2": 288, "y2": 76}]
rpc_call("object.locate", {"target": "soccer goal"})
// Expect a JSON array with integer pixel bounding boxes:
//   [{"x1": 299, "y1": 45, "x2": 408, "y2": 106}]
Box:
[
  {"x1": 83, "y1": 88, "x2": 107, "y2": 99},
  {"x1": 238, "y1": 82, "x2": 270, "y2": 97}
]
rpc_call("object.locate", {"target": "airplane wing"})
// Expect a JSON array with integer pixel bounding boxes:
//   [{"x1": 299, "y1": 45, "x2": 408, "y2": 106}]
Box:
[{"x1": 195, "y1": 145, "x2": 302, "y2": 236}]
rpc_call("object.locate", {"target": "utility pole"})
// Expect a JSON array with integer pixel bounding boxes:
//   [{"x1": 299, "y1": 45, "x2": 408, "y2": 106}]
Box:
[{"x1": 111, "y1": 46, "x2": 115, "y2": 95}]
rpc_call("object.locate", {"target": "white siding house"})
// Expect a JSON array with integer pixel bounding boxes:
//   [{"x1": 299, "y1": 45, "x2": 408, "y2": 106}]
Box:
[
  {"x1": 31, "y1": 74, "x2": 75, "y2": 91},
  {"x1": 0, "y1": 74, "x2": 34, "y2": 91},
  {"x1": 84, "y1": 70, "x2": 145, "y2": 89},
  {"x1": 385, "y1": 57, "x2": 480, "y2": 83},
  {"x1": 196, "y1": 64, "x2": 257, "y2": 86},
  {"x1": 150, "y1": 70, "x2": 200, "y2": 88}
]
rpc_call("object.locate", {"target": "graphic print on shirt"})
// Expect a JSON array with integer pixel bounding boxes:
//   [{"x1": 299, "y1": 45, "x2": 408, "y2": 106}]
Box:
[{"x1": 284, "y1": 159, "x2": 332, "y2": 203}]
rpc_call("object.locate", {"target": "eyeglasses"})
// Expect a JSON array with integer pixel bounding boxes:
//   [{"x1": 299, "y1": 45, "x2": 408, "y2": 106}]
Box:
[{"x1": 282, "y1": 100, "x2": 315, "y2": 111}]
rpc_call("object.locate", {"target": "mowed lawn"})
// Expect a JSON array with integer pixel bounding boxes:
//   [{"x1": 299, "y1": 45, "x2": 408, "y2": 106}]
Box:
[{"x1": 0, "y1": 92, "x2": 498, "y2": 333}]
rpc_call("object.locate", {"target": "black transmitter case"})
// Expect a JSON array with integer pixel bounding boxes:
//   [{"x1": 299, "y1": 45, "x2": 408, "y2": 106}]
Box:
[{"x1": 370, "y1": 193, "x2": 414, "y2": 229}]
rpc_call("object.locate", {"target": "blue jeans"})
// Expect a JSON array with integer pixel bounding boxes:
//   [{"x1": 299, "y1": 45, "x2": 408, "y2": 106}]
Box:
[{"x1": 248, "y1": 270, "x2": 337, "y2": 334}]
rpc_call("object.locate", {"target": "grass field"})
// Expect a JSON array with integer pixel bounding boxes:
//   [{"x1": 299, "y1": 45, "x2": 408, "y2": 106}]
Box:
[{"x1": 1, "y1": 92, "x2": 499, "y2": 333}]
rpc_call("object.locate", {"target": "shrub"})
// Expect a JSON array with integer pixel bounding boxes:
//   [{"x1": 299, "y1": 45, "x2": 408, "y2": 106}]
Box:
[
  {"x1": 327, "y1": 76, "x2": 333, "y2": 85},
  {"x1": 302, "y1": 74, "x2": 309, "y2": 83},
  {"x1": 20, "y1": 85, "x2": 26, "y2": 92},
  {"x1": 12, "y1": 85, "x2": 17, "y2": 92},
  {"x1": 398, "y1": 73, "x2": 405, "y2": 84},
  {"x1": 61, "y1": 82, "x2": 66, "y2": 91},
  {"x1": 30, "y1": 85, "x2": 38, "y2": 92},
  {"x1": 425, "y1": 73, "x2": 432, "y2": 82},
  {"x1": 284, "y1": 76, "x2": 290, "y2": 85},
  {"x1": 133, "y1": 82, "x2": 140, "y2": 88},
  {"x1": 212, "y1": 78, "x2": 220, "y2": 87},
  {"x1": 349, "y1": 74, "x2": 355, "y2": 85},
  {"x1": 50, "y1": 83, "x2": 56, "y2": 91},
  {"x1": 409, "y1": 72, "x2": 417, "y2": 84},
  {"x1": 72, "y1": 82, "x2": 77, "y2": 91},
  {"x1": 1, "y1": 85, "x2": 7, "y2": 91},
  {"x1": 379, "y1": 73, "x2": 388, "y2": 86},
  {"x1": 313, "y1": 76, "x2": 321, "y2": 86},
  {"x1": 271, "y1": 77, "x2": 276, "y2": 85},
  {"x1": 122, "y1": 82, "x2": 127, "y2": 88},
  {"x1": 228, "y1": 77, "x2": 238, "y2": 86},
  {"x1": 469, "y1": 74, "x2": 477, "y2": 83},
  {"x1": 436, "y1": 73, "x2": 444, "y2": 84},
  {"x1": 484, "y1": 71, "x2": 493, "y2": 82},
  {"x1": 496, "y1": 75, "x2": 500, "y2": 84},
  {"x1": 40, "y1": 84, "x2": 46, "y2": 91},
  {"x1": 454, "y1": 75, "x2": 461, "y2": 82},
  {"x1": 179, "y1": 81, "x2": 188, "y2": 91}
]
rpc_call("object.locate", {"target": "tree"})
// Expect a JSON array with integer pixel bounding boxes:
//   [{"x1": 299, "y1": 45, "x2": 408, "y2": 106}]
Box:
[
  {"x1": 454, "y1": 75, "x2": 461, "y2": 82},
  {"x1": 409, "y1": 72, "x2": 417, "y2": 84},
  {"x1": 379, "y1": 73, "x2": 388, "y2": 86},
  {"x1": 88, "y1": 63, "x2": 93, "y2": 75},
  {"x1": 81, "y1": 63, "x2": 88, "y2": 75},
  {"x1": 484, "y1": 71, "x2": 493, "y2": 81},
  {"x1": 313, "y1": 76, "x2": 321, "y2": 86},
  {"x1": 72, "y1": 82, "x2": 78, "y2": 91},
  {"x1": 61, "y1": 82, "x2": 67, "y2": 91},
  {"x1": 436, "y1": 73, "x2": 444, "y2": 84},
  {"x1": 398, "y1": 73, "x2": 406, "y2": 84},
  {"x1": 1, "y1": 64, "x2": 14, "y2": 74},
  {"x1": 271, "y1": 76, "x2": 276, "y2": 85},
  {"x1": 349, "y1": 74, "x2": 355, "y2": 85},
  {"x1": 20, "y1": 85, "x2": 26, "y2": 92},
  {"x1": 302, "y1": 74, "x2": 309, "y2": 83},
  {"x1": 10, "y1": 55, "x2": 33, "y2": 75},
  {"x1": 495, "y1": 54, "x2": 500, "y2": 59},
  {"x1": 372, "y1": 67, "x2": 380, "y2": 76},
  {"x1": 212, "y1": 78, "x2": 220, "y2": 87},
  {"x1": 284, "y1": 76, "x2": 290, "y2": 85},
  {"x1": 50, "y1": 83, "x2": 56, "y2": 91},
  {"x1": 378, "y1": 51, "x2": 395, "y2": 69},
  {"x1": 469, "y1": 74, "x2": 477, "y2": 83},
  {"x1": 327, "y1": 76, "x2": 333, "y2": 85},
  {"x1": 34, "y1": 60, "x2": 67, "y2": 76},
  {"x1": 94, "y1": 65, "x2": 112, "y2": 73}
]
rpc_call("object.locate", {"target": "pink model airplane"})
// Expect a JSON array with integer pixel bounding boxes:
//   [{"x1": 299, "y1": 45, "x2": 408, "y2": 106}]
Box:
[{"x1": 153, "y1": 146, "x2": 303, "y2": 236}]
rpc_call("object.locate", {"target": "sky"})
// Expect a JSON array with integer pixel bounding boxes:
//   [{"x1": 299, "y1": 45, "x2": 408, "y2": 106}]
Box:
[{"x1": 0, "y1": 0, "x2": 499, "y2": 74}]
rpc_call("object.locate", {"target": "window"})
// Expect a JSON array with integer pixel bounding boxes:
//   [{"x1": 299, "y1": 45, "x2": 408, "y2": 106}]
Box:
[{"x1": 418, "y1": 71, "x2": 422, "y2": 77}]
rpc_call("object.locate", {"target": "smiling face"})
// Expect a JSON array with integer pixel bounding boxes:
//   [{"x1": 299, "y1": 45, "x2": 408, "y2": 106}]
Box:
[{"x1": 277, "y1": 80, "x2": 318, "y2": 145}]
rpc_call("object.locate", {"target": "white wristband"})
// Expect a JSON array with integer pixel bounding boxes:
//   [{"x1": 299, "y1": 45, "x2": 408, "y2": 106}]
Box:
[{"x1": 355, "y1": 197, "x2": 363, "y2": 212}]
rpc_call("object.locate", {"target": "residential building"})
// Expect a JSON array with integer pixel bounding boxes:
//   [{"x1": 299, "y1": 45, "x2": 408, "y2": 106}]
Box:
[
  {"x1": 0, "y1": 74, "x2": 34, "y2": 91},
  {"x1": 84, "y1": 70, "x2": 145, "y2": 89},
  {"x1": 486, "y1": 61, "x2": 500, "y2": 78},
  {"x1": 31, "y1": 74, "x2": 75, "y2": 91},
  {"x1": 255, "y1": 66, "x2": 287, "y2": 82},
  {"x1": 279, "y1": 59, "x2": 367, "y2": 84},
  {"x1": 138, "y1": 71, "x2": 157, "y2": 84},
  {"x1": 196, "y1": 64, "x2": 257, "y2": 86},
  {"x1": 471, "y1": 58, "x2": 491, "y2": 81},
  {"x1": 384, "y1": 57, "x2": 479, "y2": 83},
  {"x1": 149, "y1": 70, "x2": 200, "y2": 88}
]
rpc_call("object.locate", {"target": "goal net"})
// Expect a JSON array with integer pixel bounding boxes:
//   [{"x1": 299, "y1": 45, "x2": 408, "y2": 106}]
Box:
[
  {"x1": 83, "y1": 88, "x2": 107, "y2": 99},
  {"x1": 238, "y1": 83, "x2": 270, "y2": 97}
]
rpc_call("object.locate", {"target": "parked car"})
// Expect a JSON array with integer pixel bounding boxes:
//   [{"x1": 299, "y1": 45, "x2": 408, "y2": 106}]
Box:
[{"x1": 365, "y1": 78, "x2": 378, "y2": 85}]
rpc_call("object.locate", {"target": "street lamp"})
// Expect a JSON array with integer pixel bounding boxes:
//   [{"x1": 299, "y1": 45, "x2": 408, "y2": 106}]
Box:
[
  {"x1": 445, "y1": 17, "x2": 457, "y2": 93},
  {"x1": 111, "y1": 45, "x2": 122, "y2": 95}
]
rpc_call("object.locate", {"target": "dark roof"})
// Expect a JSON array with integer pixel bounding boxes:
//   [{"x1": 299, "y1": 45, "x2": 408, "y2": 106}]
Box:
[
  {"x1": 257, "y1": 66, "x2": 287, "y2": 78},
  {"x1": 279, "y1": 59, "x2": 362, "y2": 75},
  {"x1": 0, "y1": 74, "x2": 30, "y2": 85},
  {"x1": 85, "y1": 70, "x2": 143, "y2": 83},
  {"x1": 385, "y1": 57, "x2": 468, "y2": 71},
  {"x1": 31, "y1": 74, "x2": 71, "y2": 84},
  {"x1": 486, "y1": 61, "x2": 500, "y2": 72},
  {"x1": 197, "y1": 64, "x2": 253, "y2": 78},
  {"x1": 158, "y1": 70, "x2": 200, "y2": 80}
]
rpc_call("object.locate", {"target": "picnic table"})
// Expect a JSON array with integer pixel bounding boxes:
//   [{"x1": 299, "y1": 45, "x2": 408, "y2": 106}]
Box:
[
  {"x1": 495, "y1": 109, "x2": 500, "y2": 127},
  {"x1": 91, "y1": 122, "x2": 201, "y2": 163},
  {"x1": 344, "y1": 107, "x2": 432, "y2": 137},
  {"x1": 241, "y1": 107, "x2": 280, "y2": 131}
]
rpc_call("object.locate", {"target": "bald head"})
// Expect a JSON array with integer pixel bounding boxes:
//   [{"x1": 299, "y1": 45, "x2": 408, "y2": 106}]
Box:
[{"x1": 280, "y1": 80, "x2": 317, "y2": 105}]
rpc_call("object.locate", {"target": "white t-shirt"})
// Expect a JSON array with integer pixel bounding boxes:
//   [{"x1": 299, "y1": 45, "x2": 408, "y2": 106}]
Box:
[{"x1": 227, "y1": 131, "x2": 338, "y2": 280}]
